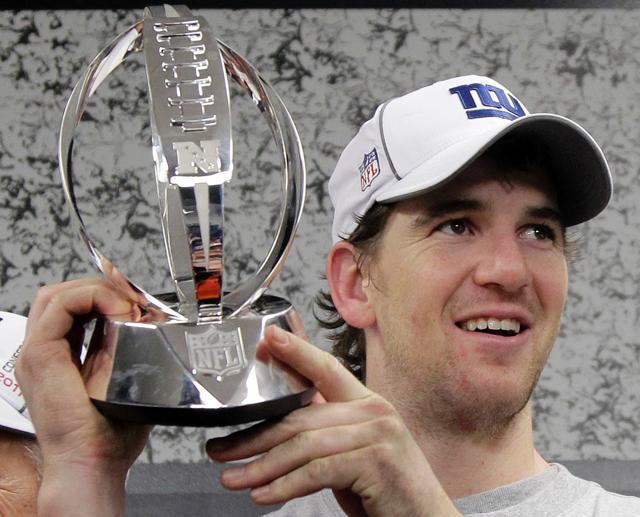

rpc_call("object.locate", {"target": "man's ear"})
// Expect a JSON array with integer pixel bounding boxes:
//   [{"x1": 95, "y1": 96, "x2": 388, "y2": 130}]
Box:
[{"x1": 326, "y1": 241, "x2": 376, "y2": 329}]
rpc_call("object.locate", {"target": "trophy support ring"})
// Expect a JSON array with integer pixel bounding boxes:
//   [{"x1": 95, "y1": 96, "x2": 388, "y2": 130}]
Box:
[{"x1": 58, "y1": 5, "x2": 315, "y2": 426}]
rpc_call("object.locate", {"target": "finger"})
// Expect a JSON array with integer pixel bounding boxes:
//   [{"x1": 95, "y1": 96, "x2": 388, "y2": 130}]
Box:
[
  {"x1": 18, "y1": 337, "x2": 92, "y2": 441},
  {"x1": 219, "y1": 419, "x2": 385, "y2": 490},
  {"x1": 17, "y1": 284, "x2": 133, "y2": 437},
  {"x1": 247, "y1": 447, "x2": 371, "y2": 505},
  {"x1": 207, "y1": 396, "x2": 380, "y2": 462},
  {"x1": 26, "y1": 283, "x2": 133, "y2": 348},
  {"x1": 25, "y1": 278, "x2": 107, "y2": 340},
  {"x1": 259, "y1": 326, "x2": 369, "y2": 402}
]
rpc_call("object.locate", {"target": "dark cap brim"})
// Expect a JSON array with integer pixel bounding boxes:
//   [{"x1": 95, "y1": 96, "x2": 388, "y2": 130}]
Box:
[{"x1": 378, "y1": 113, "x2": 612, "y2": 227}]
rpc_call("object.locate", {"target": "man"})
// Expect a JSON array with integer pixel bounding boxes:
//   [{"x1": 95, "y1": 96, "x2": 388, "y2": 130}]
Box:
[
  {"x1": 16, "y1": 76, "x2": 640, "y2": 515},
  {"x1": 0, "y1": 311, "x2": 40, "y2": 516}
]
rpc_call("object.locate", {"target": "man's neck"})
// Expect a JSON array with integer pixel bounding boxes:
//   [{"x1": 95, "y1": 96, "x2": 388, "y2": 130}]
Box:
[{"x1": 404, "y1": 402, "x2": 549, "y2": 499}]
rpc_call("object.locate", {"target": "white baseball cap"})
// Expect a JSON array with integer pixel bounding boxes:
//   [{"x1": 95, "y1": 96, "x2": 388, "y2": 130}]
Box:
[
  {"x1": 329, "y1": 75, "x2": 612, "y2": 243},
  {"x1": 0, "y1": 311, "x2": 34, "y2": 436}
]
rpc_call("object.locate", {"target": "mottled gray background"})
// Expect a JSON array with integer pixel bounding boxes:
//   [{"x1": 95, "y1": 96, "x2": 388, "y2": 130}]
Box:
[{"x1": 1, "y1": 7, "x2": 639, "y2": 514}]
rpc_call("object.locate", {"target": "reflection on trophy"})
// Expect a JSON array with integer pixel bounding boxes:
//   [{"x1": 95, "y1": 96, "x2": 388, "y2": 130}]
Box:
[{"x1": 58, "y1": 4, "x2": 315, "y2": 426}]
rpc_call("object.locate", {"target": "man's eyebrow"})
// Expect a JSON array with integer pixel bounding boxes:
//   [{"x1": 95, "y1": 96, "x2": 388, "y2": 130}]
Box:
[
  {"x1": 412, "y1": 199, "x2": 564, "y2": 227},
  {"x1": 410, "y1": 199, "x2": 484, "y2": 227},
  {"x1": 421, "y1": 199, "x2": 485, "y2": 220}
]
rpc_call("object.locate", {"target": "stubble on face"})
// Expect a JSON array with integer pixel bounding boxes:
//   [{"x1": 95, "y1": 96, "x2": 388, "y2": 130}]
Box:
[
  {"x1": 363, "y1": 163, "x2": 567, "y2": 443},
  {"x1": 387, "y1": 324, "x2": 554, "y2": 442},
  {"x1": 373, "y1": 302, "x2": 558, "y2": 442}
]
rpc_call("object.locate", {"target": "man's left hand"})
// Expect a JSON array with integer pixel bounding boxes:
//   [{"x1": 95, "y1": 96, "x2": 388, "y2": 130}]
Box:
[{"x1": 206, "y1": 326, "x2": 460, "y2": 517}]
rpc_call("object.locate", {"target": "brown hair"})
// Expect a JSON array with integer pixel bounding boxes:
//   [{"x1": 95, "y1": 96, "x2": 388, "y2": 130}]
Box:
[
  {"x1": 315, "y1": 136, "x2": 575, "y2": 382},
  {"x1": 314, "y1": 203, "x2": 393, "y2": 381}
]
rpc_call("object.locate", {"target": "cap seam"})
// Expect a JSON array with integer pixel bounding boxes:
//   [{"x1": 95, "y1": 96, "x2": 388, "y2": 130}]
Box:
[{"x1": 378, "y1": 99, "x2": 402, "y2": 180}]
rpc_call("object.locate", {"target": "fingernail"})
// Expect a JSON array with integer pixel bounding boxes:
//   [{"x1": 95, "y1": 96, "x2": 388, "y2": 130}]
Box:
[
  {"x1": 251, "y1": 484, "x2": 271, "y2": 501},
  {"x1": 207, "y1": 438, "x2": 229, "y2": 454},
  {"x1": 128, "y1": 304, "x2": 142, "y2": 322}
]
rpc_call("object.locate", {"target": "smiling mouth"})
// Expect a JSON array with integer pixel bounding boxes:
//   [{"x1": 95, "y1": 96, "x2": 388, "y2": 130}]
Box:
[{"x1": 456, "y1": 318, "x2": 528, "y2": 337}]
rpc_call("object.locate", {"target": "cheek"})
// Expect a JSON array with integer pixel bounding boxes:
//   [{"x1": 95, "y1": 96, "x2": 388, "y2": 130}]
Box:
[
  {"x1": 535, "y1": 257, "x2": 568, "y2": 311},
  {"x1": 406, "y1": 267, "x2": 463, "y2": 342},
  {"x1": 406, "y1": 275, "x2": 440, "y2": 328},
  {"x1": 374, "y1": 245, "x2": 470, "y2": 337},
  {"x1": 411, "y1": 258, "x2": 470, "y2": 317}
]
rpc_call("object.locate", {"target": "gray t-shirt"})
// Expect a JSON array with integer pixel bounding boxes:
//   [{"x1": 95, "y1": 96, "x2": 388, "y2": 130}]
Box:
[{"x1": 266, "y1": 463, "x2": 640, "y2": 516}]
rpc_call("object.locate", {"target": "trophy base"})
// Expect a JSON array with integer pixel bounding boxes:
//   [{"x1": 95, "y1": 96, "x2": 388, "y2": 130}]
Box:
[
  {"x1": 82, "y1": 294, "x2": 316, "y2": 427},
  {"x1": 93, "y1": 389, "x2": 314, "y2": 427}
]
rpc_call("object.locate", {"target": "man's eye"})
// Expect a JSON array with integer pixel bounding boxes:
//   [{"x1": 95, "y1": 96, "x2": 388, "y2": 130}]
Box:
[
  {"x1": 521, "y1": 224, "x2": 556, "y2": 242},
  {"x1": 437, "y1": 219, "x2": 471, "y2": 236}
]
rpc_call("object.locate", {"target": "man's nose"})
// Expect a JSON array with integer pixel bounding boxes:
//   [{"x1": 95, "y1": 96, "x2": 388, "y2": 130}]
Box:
[{"x1": 472, "y1": 235, "x2": 531, "y2": 293}]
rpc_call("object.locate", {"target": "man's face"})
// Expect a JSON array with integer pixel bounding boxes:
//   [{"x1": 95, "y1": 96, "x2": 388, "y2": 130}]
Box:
[{"x1": 363, "y1": 157, "x2": 568, "y2": 436}]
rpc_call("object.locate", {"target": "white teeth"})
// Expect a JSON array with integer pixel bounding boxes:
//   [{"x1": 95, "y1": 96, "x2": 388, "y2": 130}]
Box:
[{"x1": 461, "y1": 318, "x2": 522, "y2": 334}]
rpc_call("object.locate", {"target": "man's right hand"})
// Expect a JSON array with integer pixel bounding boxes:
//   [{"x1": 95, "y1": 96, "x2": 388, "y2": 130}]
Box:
[{"x1": 16, "y1": 279, "x2": 151, "y2": 517}]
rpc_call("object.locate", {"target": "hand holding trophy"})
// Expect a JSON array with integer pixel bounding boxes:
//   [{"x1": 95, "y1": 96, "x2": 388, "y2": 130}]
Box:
[{"x1": 58, "y1": 4, "x2": 314, "y2": 426}]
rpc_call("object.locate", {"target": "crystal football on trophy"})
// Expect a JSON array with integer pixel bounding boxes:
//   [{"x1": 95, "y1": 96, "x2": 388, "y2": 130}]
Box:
[{"x1": 58, "y1": 5, "x2": 315, "y2": 425}]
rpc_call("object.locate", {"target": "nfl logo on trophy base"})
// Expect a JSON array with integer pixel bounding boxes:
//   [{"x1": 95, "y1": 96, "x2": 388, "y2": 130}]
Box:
[{"x1": 187, "y1": 327, "x2": 247, "y2": 380}]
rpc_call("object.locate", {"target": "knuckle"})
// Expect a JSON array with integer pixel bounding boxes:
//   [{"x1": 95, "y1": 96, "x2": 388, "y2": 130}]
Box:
[
  {"x1": 369, "y1": 442, "x2": 395, "y2": 467},
  {"x1": 306, "y1": 457, "x2": 328, "y2": 484},
  {"x1": 315, "y1": 353, "x2": 345, "y2": 391},
  {"x1": 289, "y1": 429, "x2": 312, "y2": 453},
  {"x1": 15, "y1": 341, "x2": 41, "y2": 381},
  {"x1": 266, "y1": 472, "x2": 296, "y2": 501},
  {"x1": 279, "y1": 410, "x2": 304, "y2": 436},
  {"x1": 34, "y1": 284, "x2": 57, "y2": 306},
  {"x1": 360, "y1": 394, "x2": 397, "y2": 417},
  {"x1": 376, "y1": 413, "x2": 404, "y2": 437},
  {"x1": 46, "y1": 292, "x2": 64, "y2": 310},
  {"x1": 322, "y1": 352, "x2": 343, "y2": 376},
  {"x1": 46, "y1": 288, "x2": 78, "y2": 313},
  {"x1": 245, "y1": 453, "x2": 267, "y2": 478}
]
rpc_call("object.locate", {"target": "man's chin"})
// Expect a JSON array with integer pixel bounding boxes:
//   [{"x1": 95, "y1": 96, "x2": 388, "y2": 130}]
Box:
[{"x1": 430, "y1": 378, "x2": 535, "y2": 440}]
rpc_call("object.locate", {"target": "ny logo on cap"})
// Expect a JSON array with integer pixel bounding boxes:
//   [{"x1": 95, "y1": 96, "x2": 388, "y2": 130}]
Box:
[{"x1": 449, "y1": 83, "x2": 525, "y2": 121}]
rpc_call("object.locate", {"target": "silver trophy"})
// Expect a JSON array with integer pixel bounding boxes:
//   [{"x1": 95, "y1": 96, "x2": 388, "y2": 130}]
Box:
[{"x1": 58, "y1": 5, "x2": 315, "y2": 426}]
